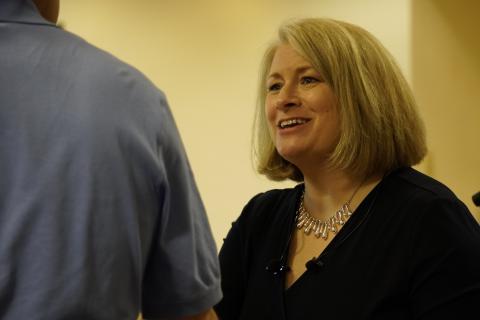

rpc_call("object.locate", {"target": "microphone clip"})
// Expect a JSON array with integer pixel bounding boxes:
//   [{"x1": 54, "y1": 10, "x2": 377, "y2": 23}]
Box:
[{"x1": 305, "y1": 258, "x2": 324, "y2": 271}]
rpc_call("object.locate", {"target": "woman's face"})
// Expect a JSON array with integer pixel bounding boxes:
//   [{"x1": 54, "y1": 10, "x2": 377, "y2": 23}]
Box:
[{"x1": 265, "y1": 43, "x2": 340, "y2": 169}]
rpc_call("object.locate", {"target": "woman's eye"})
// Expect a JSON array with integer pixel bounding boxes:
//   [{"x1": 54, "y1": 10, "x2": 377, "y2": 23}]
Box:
[
  {"x1": 301, "y1": 76, "x2": 319, "y2": 85},
  {"x1": 267, "y1": 83, "x2": 282, "y2": 92}
]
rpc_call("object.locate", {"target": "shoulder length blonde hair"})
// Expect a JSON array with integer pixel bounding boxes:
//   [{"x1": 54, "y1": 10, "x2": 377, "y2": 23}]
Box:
[{"x1": 253, "y1": 18, "x2": 427, "y2": 181}]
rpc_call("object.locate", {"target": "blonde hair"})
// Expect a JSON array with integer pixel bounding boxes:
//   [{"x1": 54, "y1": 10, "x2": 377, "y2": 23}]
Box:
[{"x1": 253, "y1": 18, "x2": 427, "y2": 181}]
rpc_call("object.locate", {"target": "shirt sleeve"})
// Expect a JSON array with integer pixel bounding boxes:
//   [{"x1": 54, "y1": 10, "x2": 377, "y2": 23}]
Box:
[
  {"x1": 409, "y1": 196, "x2": 480, "y2": 319},
  {"x1": 215, "y1": 220, "x2": 246, "y2": 320},
  {"x1": 141, "y1": 98, "x2": 222, "y2": 319}
]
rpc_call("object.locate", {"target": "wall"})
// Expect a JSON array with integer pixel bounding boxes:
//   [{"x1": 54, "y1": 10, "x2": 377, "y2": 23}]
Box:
[
  {"x1": 412, "y1": 0, "x2": 480, "y2": 220},
  {"x1": 59, "y1": 0, "x2": 414, "y2": 247}
]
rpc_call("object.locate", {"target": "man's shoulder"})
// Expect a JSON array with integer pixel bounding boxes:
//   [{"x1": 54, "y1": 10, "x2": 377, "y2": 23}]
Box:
[{"x1": 52, "y1": 28, "x2": 163, "y2": 98}]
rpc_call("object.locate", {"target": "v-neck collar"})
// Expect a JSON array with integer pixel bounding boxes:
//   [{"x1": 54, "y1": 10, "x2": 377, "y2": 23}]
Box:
[{"x1": 284, "y1": 176, "x2": 386, "y2": 293}]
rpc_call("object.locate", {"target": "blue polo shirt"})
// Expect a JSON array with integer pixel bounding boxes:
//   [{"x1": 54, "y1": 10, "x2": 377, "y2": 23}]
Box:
[{"x1": 0, "y1": 1, "x2": 222, "y2": 319}]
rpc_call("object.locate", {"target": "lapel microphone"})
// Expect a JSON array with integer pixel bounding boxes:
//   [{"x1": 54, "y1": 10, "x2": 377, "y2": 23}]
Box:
[{"x1": 305, "y1": 258, "x2": 324, "y2": 271}]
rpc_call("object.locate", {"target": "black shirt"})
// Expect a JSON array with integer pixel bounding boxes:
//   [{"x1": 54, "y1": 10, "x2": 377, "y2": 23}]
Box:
[{"x1": 215, "y1": 167, "x2": 480, "y2": 319}]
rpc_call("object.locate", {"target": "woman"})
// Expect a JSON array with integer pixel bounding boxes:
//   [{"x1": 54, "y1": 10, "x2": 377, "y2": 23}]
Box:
[{"x1": 215, "y1": 18, "x2": 480, "y2": 320}]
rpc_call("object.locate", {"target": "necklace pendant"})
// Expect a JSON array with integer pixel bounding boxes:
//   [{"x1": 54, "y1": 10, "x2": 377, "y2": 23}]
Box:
[
  {"x1": 296, "y1": 214, "x2": 308, "y2": 228},
  {"x1": 304, "y1": 219, "x2": 315, "y2": 234},
  {"x1": 321, "y1": 226, "x2": 329, "y2": 239},
  {"x1": 343, "y1": 203, "x2": 353, "y2": 217},
  {"x1": 315, "y1": 222, "x2": 325, "y2": 238},
  {"x1": 335, "y1": 210, "x2": 345, "y2": 225},
  {"x1": 297, "y1": 211, "x2": 307, "y2": 221},
  {"x1": 328, "y1": 217, "x2": 338, "y2": 233},
  {"x1": 313, "y1": 221, "x2": 322, "y2": 238}
]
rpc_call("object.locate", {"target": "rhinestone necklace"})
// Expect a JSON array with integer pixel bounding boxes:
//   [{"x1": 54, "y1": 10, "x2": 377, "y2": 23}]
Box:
[{"x1": 295, "y1": 182, "x2": 363, "y2": 240}]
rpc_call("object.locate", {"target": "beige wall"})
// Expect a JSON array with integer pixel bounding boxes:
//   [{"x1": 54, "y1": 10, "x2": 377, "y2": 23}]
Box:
[
  {"x1": 59, "y1": 0, "x2": 418, "y2": 247},
  {"x1": 412, "y1": 0, "x2": 480, "y2": 220}
]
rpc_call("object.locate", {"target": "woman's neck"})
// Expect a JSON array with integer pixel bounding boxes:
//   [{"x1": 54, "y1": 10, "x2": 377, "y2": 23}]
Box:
[{"x1": 301, "y1": 168, "x2": 381, "y2": 220}]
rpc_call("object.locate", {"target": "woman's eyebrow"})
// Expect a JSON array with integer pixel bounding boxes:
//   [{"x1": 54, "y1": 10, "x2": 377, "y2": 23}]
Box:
[{"x1": 267, "y1": 65, "x2": 316, "y2": 80}]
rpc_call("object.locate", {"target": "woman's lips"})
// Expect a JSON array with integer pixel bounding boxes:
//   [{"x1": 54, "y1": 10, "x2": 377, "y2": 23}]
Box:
[{"x1": 278, "y1": 118, "x2": 311, "y2": 129}]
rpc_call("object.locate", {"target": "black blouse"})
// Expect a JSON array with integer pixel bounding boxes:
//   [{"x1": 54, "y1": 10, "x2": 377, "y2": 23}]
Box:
[{"x1": 215, "y1": 167, "x2": 480, "y2": 320}]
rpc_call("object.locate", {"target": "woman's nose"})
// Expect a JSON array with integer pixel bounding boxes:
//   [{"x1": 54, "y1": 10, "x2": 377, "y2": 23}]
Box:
[{"x1": 275, "y1": 85, "x2": 300, "y2": 110}]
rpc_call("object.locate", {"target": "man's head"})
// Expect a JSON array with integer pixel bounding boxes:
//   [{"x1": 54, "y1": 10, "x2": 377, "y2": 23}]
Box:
[{"x1": 32, "y1": 0, "x2": 59, "y2": 23}]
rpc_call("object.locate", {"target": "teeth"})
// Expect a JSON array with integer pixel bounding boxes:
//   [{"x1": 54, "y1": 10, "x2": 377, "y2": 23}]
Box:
[{"x1": 279, "y1": 118, "x2": 307, "y2": 128}]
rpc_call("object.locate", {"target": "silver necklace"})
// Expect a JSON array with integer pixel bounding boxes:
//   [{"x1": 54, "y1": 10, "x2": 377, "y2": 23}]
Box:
[{"x1": 295, "y1": 183, "x2": 363, "y2": 240}]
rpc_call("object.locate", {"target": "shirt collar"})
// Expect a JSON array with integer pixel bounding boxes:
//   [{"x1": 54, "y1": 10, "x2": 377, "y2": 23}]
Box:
[{"x1": 0, "y1": 0, "x2": 56, "y2": 27}]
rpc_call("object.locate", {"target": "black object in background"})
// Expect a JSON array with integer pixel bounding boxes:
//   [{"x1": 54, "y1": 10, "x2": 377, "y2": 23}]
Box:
[{"x1": 473, "y1": 192, "x2": 480, "y2": 207}]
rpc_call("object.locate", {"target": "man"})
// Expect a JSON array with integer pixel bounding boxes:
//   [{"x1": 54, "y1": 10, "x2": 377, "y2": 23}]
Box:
[{"x1": 0, "y1": 0, "x2": 221, "y2": 319}]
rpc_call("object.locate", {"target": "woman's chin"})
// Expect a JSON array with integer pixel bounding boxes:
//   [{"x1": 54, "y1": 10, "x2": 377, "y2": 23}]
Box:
[{"x1": 277, "y1": 148, "x2": 303, "y2": 165}]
